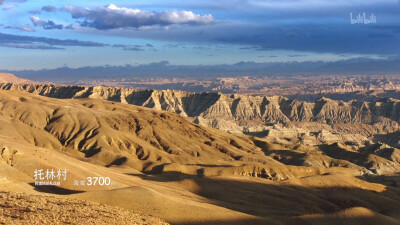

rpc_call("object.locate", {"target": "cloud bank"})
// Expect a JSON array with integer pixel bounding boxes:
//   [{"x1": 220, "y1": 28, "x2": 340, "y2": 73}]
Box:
[
  {"x1": 4, "y1": 57, "x2": 400, "y2": 81},
  {"x1": 63, "y1": 4, "x2": 214, "y2": 30},
  {"x1": 0, "y1": 32, "x2": 107, "y2": 49}
]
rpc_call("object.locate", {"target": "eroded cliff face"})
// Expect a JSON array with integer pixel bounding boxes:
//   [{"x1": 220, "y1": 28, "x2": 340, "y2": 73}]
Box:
[{"x1": 1, "y1": 83, "x2": 399, "y2": 147}]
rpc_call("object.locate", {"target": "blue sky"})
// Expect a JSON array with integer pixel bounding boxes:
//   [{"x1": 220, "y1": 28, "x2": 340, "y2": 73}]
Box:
[{"x1": 0, "y1": 0, "x2": 399, "y2": 70}]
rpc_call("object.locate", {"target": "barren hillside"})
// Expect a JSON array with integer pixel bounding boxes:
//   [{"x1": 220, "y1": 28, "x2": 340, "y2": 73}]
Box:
[
  {"x1": 1, "y1": 83, "x2": 399, "y2": 146},
  {"x1": 0, "y1": 90, "x2": 400, "y2": 225},
  {"x1": 0, "y1": 73, "x2": 34, "y2": 84}
]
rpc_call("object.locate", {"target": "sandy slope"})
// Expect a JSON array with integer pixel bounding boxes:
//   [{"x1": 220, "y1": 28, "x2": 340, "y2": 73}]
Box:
[
  {"x1": 0, "y1": 90, "x2": 400, "y2": 225},
  {"x1": 0, "y1": 73, "x2": 33, "y2": 84}
]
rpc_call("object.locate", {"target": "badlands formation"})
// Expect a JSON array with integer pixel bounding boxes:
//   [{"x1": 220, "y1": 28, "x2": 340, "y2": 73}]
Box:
[
  {"x1": 0, "y1": 80, "x2": 400, "y2": 224},
  {"x1": 1, "y1": 83, "x2": 400, "y2": 146}
]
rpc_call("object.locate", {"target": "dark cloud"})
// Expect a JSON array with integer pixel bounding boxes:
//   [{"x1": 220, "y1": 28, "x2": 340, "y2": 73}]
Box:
[
  {"x1": 123, "y1": 22, "x2": 400, "y2": 55},
  {"x1": 146, "y1": 43, "x2": 154, "y2": 47},
  {"x1": 144, "y1": 0, "x2": 400, "y2": 22},
  {"x1": 112, "y1": 44, "x2": 143, "y2": 51},
  {"x1": 123, "y1": 47, "x2": 143, "y2": 51},
  {"x1": 0, "y1": 32, "x2": 107, "y2": 49},
  {"x1": 28, "y1": 5, "x2": 57, "y2": 14},
  {"x1": 28, "y1": 9, "x2": 41, "y2": 14},
  {"x1": 112, "y1": 44, "x2": 125, "y2": 48},
  {"x1": 0, "y1": 43, "x2": 62, "y2": 50},
  {"x1": 2, "y1": 0, "x2": 399, "y2": 57},
  {"x1": 239, "y1": 46, "x2": 260, "y2": 50},
  {"x1": 64, "y1": 24, "x2": 74, "y2": 30},
  {"x1": 30, "y1": 16, "x2": 63, "y2": 29},
  {"x1": 288, "y1": 54, "x2": 308, "y2": 57},
  {"x1": 63, "y1": 4, "x2": 214, "y2": 30},
  {"x1": 76, "y1": 0, "x2": 398, "y2": 56},
  {"x1": 163, "y1": 43, "x2": 184, "y2": 48},
  {"x1": 41, "y1": 5, "x2": 57, "y2": 12}
]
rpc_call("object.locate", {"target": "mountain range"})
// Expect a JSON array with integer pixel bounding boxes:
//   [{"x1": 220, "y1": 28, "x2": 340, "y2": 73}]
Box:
[{"x1": 2, "y1": 57, "x2": 400, "y2": 82}]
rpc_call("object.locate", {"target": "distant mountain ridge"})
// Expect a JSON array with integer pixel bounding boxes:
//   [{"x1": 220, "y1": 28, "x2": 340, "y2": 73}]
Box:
[{"x1": 2, "y1": 57, "x2": 400, "y2": 81}]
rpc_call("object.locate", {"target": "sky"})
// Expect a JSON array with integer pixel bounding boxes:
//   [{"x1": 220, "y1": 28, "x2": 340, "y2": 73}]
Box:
[{"x1": 0, "y1": 0, "x2": 400, "y2": 71}]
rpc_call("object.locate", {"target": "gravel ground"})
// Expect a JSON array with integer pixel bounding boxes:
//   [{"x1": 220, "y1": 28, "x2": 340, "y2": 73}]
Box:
[{"x1": 0, "y1": 192, "x2": 169, "y2": 225}]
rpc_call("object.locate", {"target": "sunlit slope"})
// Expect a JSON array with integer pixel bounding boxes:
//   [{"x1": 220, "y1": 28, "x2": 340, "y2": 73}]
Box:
[
  {"x1": 0, "y1": 73, "x2": 33, "y2": 84},
  {"x1": 1, "y1": 90, "x2": 400, "y2": 178},
  {"x1": 1, "y1": 90, "x2": 400, "y2": 225}
]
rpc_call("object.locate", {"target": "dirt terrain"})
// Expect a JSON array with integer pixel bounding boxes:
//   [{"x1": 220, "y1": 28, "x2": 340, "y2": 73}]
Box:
[
  {"x1": 0, "y1": 89, "x2": 399, "y2": 225},
  {"x1": 0, "y1": 192, "x2": 169, "y2": 225}
]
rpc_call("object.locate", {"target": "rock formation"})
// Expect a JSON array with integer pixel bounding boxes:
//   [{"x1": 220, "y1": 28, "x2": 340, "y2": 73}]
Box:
[{"x1": 1, "y1": 83, "x2": 399, "y2": 147}]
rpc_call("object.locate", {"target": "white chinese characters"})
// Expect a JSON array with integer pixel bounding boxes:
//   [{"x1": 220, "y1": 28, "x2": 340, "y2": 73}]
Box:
[{"x1": 34, "y1": 169, "x2": 67, "y2": 186}]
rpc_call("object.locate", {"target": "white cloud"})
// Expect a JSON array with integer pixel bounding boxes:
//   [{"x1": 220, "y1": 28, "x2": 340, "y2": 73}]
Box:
[
  {"x1": 18, "y1": 26, "x2": 34, "y2": 32},
  {"x1": 5, "y1": 25, "x2": 35, "y2": 32},
  {"x1": 63, "y1": 4, "x2": 214, "y2": 30}
]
